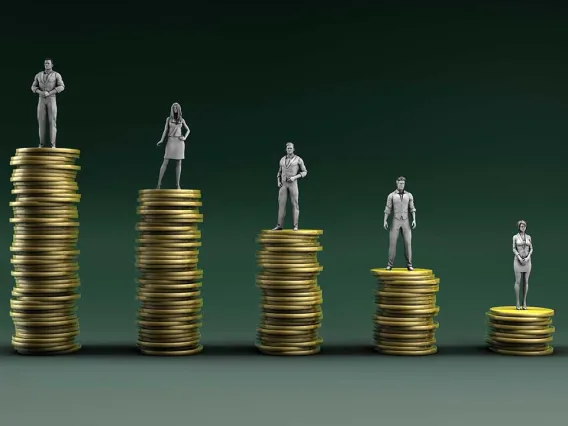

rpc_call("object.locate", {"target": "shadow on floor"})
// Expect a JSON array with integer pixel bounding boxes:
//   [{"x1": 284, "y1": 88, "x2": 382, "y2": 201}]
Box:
[{"x1": 0, "y1": 343, "x2": 565, "y2": 357}]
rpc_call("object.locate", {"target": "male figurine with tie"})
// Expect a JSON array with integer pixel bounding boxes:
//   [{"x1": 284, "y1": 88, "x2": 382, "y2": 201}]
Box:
[
  {"x1": 383, "y1": 176, "x2": 417, "y2": 271},
  {"x1": 272, "y1": 142, "x2": 308, "y2": 231},
  {"x1": 31, "y1": 58, "x2": 65, "y2": 148}
]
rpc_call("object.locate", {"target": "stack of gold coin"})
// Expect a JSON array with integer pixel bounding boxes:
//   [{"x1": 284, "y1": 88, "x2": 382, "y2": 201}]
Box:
[
  {"x1": 9, "y1": 148, "x2": 82, "y2": 355},
  {"x1": 256, "y1": 229, "x2": 324, "y2": 356},
  {"x1": 371, "y1": 268, "x2": 440, "y2": 355},
  {"x1": 136, "y1": 189, "x2": 204, "y2": 356},
  {"x1": 486, "y1": 306, "x2": 555, "y2": 356}
]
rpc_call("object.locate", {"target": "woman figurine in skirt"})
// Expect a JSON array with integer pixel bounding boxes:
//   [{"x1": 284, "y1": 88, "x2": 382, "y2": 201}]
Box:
[
  {"x1": 156, "y1": 102, "x2": 190, "y2": 189},
  {"x1": 512, "y1": 220, "x2": 533, "y2": 310}
]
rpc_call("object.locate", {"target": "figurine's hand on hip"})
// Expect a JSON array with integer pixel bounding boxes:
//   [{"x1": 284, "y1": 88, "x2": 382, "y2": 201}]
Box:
[{"x1": 286, "y1": 177, "x2": 296, "y2": 182}]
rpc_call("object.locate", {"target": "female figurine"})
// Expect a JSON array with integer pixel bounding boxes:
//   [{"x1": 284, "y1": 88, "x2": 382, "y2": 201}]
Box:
[
  {"x1": 156, "y1": 102, "x2": 190, "y2": 189},
  {"x1": 512, "y1": 220, "x2": 533, "y2": 310}
]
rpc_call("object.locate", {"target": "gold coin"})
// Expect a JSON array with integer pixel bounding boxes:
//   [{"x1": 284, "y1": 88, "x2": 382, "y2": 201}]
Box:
[
  {"x1": 375, "y1": 321, "x2": 438, "y2": 329},
  {"x1": 262, "y1": 304, "x2": 321, "y2": 311},
  {"x1": 137, "y1": 201, "x2": 202, "y2": 207},
  {"x1": 259, "y1": 262, "x2": 320, "y2": 268},
  {"x1": 11, "y1": 270, "x2": 79, "y2": 279},
  {"x1": 260, "y1": 266, "x2": 323, "y2": 274},
  {"x1": 376, "y1": 338, "x2": 436, "y2": 346},
  {"x1": 256, "y1": 338, "x2": 322, "y2": 347},
  {"x1": 14, "y1": 285, "x2": 80, "y2": 293},
  {"x1": 138, "y1": 321, "x2": 201, "y2": 328},
  {"x1": 16, "y1": 147, "x2": 80, "y2": 156},
  {"x1": 378, "y1": 279, "x2": 440, "y2": 286},
  {"x1": 488, "y1": 323, "x2": 553, "y2": 331},
  {"x1": 136, "y1": 225, "x2": 200, "y2": 232},
  {"x1": 259, "y1": 323, "x2": 319, "y2": 331},
  {"x1": 371, "y1": 267, "x2": 433, "y2": 276},
  {"x1": 260, "y1": 229, "x2": 322, "y2": 235},
  {"x1": 139, "y1": 346, "x2": 202, "y2": 356},
  {"x1": 380, "y1": 286, "x2": 439, "y2": 294},
  {"x1": 10, "y1": 198, "x2": 80, "y2": 205},
  {"x1": 257, "y1": 258, "x2": 316, "y2": 266},
  {"x1": 486, "y1": 313, "x2": 550, "y2": 323},
  {"x1": 11, "y1": 155, "x2": 75, "y2": 164},
  {"x1": 136, "y1": 258, "x2": 198, "y2": 265},
  {"x1": 139, "y1": 307, "x2": 201, "y2": 315},
  {"x1": 262, "y1": 296, "x2": 321, "y2": 303},
  {"x1": 15, "y1": 330, "x2": 78, "y2": 339},
  {"x1": 13, "y1": 277, "x2": 80, "y2": 285},
  {"x1": 10, "y1": 173, "x2": 77, "y2": 181},
  {"x1": 137, "y1": 278, "x2": 202, "y2": 286},
  {"x1": 490, "y1": 336, "x2": 552, "y2": 344},
  {"x1": 488, "y1": 347, "x2": 553, "y2": 356},
  {"x1": 139, "y1": 188, "x2": 201, "y2": 195},
  {"x1": 138, "y1": 340, "x2": 200, "y2": 348},
  {"x1": 489, "y1": 306, "x2": 554, "y2": 318},
  {"x1": 142, "y1": 270, "x2": 204, "y2": 280},
  {"x1": 378, "y1": 303, "x2": 438, "y2": 311},
  {"x1": 10, "y1": 318, "x2": 78, "y2": 327},
  {"x1": 10, "y1": 159, "x2": 80, "y2": 169},
  {"x1": 378, "y1": 331, "x2": 435, "y2": 339},
  {"x1": 257, "y1": 327, "x2": 319, "y2": 335},
  {"x1": 138, "y1": 284, "x2": 202, "y2": 292},
  {"x1": 489, "y1": 331, "x2": 553, "y2": 339},
  {"x1": 12, "y1": 335, "x2": 75, "y2": 346},
  {"x1": 257, "y1": 347, "x2": 320, "y2": 355},
  {"x1": 263, "y1": 312, "x2": 321, "y2": 319},
  {"x1": 261, "y1": 246, "x2": 323, "y2": 253},
  {"x1": 13, "y1": 343, "x2": 81, "y2": 355},
  {"x1": 375, "y1": 346, "x2": 437, "y2": 355},
  {"x1": 136, "y1": 232, "x2": 201, "y2": 240},
  {"x1": 257, "y1": 251, "x2": 316, "y2": 258},
  {"x1": 137, "y1": 208, "x2": 202, "y2": 215},
  {"x1": 137, "y1": 241, "x2": 202, "y2": 248}
]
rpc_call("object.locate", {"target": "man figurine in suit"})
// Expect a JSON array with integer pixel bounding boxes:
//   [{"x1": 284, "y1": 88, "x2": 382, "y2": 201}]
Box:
[
  {"x1": 383, "y1": 176, "x2": 417, "y2": 271},
  {"x1": 272, "y1": 142, "x2": 308, "y2": 231},
  {"x1": 31, "y1": 58, "x2": 65, "y2": 148}
]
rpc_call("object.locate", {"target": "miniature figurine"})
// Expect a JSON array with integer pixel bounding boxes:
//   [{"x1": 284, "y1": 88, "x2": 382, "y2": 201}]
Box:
[
  {"x1": 513, "y1": 220, "x2": 533, "y2": 310},
  {"x1": 156, "y1": 102, "x2": 190, "y2": 189},
  {"x1": 272, "y1": 142, "x2": 307, "y2": 231},
  {"x1": 31, "y1": 58, "x2": 65, "y2": 148},
  {"x1": 383, "y1": 176, "x2": 416, "y2": 271}
]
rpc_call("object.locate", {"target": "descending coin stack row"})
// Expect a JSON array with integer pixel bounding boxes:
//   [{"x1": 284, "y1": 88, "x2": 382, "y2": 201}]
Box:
[
  {"x1": 9, "y1": 148, "x2": 82, "y2": 355},
  {"x1": 136, "y1": 189, "x2": 204, "y2": 356},
  {"x1": 256, "y1": 229, "x2": 324, "y2": 356},
  {"x1": 486, "y1": 306, "x2": 555, "y2": 356},
  {"x1": 371, "y1": 268, "x2": 440, "y2": 355}
]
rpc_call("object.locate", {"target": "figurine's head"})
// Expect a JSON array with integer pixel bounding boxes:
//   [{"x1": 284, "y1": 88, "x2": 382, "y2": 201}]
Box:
[
  {"x1": 517, "y1": 220, "x2": 527, "y2": 233},
  {"x1": 286, "y1": 142, "x2": 295, "y2": 155},
  {"x1": 170, "y1": 103, "x2": 182, "y2": 122},
  {"x1": 396, "y1": 176, "x2": 406, "y2": 191},
  {"x1": 44, "y1": 58, "x2": 53, "y2": 71}
]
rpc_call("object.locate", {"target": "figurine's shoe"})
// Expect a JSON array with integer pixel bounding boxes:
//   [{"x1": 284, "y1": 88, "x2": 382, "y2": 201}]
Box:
[
  {"x1": 407, "y1": 266, "x2": 414, "y2": 271},
  {"x1": 272, "y1": 225, "x2": 282, "y2": 231},
  {"x1": 293, "y1": 226, "x2": 298, "y2": 231},
  {"x1": 38, "y1": 144, "x2": 43, "y2": 148},
  {"x1": 516, "y1": 306, "x2": 521, "y2": 310},
  {"x1": 51, "y1": 145, "x2": 56, "y2": 148},
  {"x1": 385, "y1": 266, "x2": 392, "y2": 270},
  {"x1": 522, "y1": 306, "x2": 527, "y2": 310}
]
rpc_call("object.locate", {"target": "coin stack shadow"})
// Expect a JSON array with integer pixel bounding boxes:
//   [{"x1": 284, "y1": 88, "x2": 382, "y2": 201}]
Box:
[
  {"x1": 136, "y1": 189, "x2": 204, "y2": 356},
  {"x1": 256, "y1": 229, "x2": 324, "y2": 356},
  {"x1": 9, "y1": 147, "x2": 82, "y2": 355},
  {"x1": 486, "y1": 306, "x2": 555, "y2": 356},
  {"x1": 371, "y1": 268, "x2": 440, "y2": 355}
]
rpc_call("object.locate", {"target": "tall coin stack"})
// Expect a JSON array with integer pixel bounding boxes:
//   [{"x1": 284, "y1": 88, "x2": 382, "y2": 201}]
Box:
[
  {"x1": 136, "y1": 189, "x2": 204, "y2": 356},
  {"x1": 371, "y1": 268, "x2": 440, "y2": 355},
  {"x1": 256, "y1": 229, "x2": 324, "y2": 356},
  {"x1": 486, "y1": 306, "x2": 555, "y2": 356},
  {"x1": 9, "y1": 147, "x2": 82, "y2": 355}
]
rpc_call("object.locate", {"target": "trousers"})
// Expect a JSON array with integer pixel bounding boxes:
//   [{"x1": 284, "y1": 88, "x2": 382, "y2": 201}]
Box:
[
  {"x1": 277, "y1": 181, "x2": 299, "y2": 226},
  {"x1": 388, "y1": 217, "x2": 412, "y2": 267},
  {"x1": 37, "y1": 96, "x2": 58, "y2": 147}
]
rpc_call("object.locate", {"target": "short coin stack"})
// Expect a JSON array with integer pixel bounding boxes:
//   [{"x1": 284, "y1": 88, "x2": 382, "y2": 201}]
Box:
[
  {"x1": 136, "y1": 189, "x2": 204, "y2": 356},
  {"x1": 256, "y1": 229, "x2": 324, "y2": 356},
  {"x1": 9, "y1": 147, "x2": 82, "y2": 355},
  {"x1": 371, "y1": 268, "x2": 440, "y2": 355},
  {"x1": 486, "y1": 306, "x2": 555, "y2": 356}
]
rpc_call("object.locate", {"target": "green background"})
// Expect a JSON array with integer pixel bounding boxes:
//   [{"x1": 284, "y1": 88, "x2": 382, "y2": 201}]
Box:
[{"x1": 0, "y1": 2, "x2": 566, "y2": 425}]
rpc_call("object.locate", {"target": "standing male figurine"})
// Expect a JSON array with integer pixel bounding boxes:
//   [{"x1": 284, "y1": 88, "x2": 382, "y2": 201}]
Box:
[
  {"x1": 272, "y1": 142, "x2": 308, "y2": 231},
  {"x1": 383, "y1": 176, "x2": 416, "y2": 271},
  {"x1": 31, "y1": 58, "x2": 65, "y2": 148}
]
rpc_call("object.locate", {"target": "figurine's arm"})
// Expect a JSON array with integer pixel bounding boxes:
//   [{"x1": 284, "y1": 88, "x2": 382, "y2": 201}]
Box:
[
  {"x1": 409, "y1": 193, "x2": 417, "y2": 224},
  {"x1": 383, "y1": 193, "x2": 393, "y2": 224},
  {"x1": 158, "y1": 118, "x2": 169, "y2": 143},
  {"x1": 512, "y1": 236, "x2": 520, "y2": 259},
  {"x1": 294, "y1": 158, "x2": 307, "y2": 179},
  {"x1": 182, "y1": 119, "x2": 190, "y2": 139},
  {"x1": 276, "y1": 160, "x2": 282, "y2": 186},
  {"x1": 50, "y1": 72, "x2": 65, "y2": 95},
  {"x1": 527, "y1": 236, "x2": 533, "y2": 259},
  {"x1": 31, "y1": 74, "x2": 41, "y2": 94}
]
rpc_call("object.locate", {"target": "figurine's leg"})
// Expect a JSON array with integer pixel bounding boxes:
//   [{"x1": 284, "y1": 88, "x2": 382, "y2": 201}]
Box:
[
  {"x1": 157, "y1": 159, "x2": 169, "y2": 188},
  {"x1": 401, "y1": 219, "x2": 412, "y2": 267},
  {"x1": 37, "y1": 98, "x2": 47, "y2": 147},
  {"x1": 289, "y1": 182, "x2": 299, "y2": 229},
  {"x1": 514, "y1": 271, "x2": 522, "y2": 309},
  {"x1": 387, "y1": 220, "x2": 401, "y2": 268},
  {"x1": 522, "y1": 270, "x2": 530, "y2": 309},
  {"x1": 276, "y1": 184, "x2": 288, "y2": 227},
  {"x1": 175, "y1": 160, "x2": 182, "y2": 189},
  {"x1": 47, "y1": 98, "x2": 57, "y2": 147}
]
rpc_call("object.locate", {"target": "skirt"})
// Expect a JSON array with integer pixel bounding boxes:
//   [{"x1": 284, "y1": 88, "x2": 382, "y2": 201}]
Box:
[
  {"x1": 513, "y1": 258, "x2": 531, "y2": 274},
  {"x1": 164, "y1": 136, "x2": 185, "y2": 160}
]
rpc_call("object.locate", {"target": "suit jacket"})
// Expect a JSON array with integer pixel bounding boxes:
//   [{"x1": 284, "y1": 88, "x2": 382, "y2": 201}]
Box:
[
  {"x1": 384, "y1": 190, "x2": 416, "y2": 220},
  {"x1": 31, "y1": 70, "x2": 65, "y2": 97},
  {"x1": 277, "y1": 155, "x2": 307, "y2": 182}
]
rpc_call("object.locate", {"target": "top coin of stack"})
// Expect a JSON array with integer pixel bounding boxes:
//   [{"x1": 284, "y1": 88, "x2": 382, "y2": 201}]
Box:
[
  {"x1": 9, "y1": 147, "x2": 82, "y2": 355},
  {"x1": 371, "y1": 268, "x2": 440, "y2": 356},
  {"x1": 136, "y1": 189, "x2": 204, "y2": 356},
  {"x1": 256, "y1": 229, "x2": 324, "y2": 356},
  {"x1": 486, "y1": 306, "x2": 555, "y2": 356}
]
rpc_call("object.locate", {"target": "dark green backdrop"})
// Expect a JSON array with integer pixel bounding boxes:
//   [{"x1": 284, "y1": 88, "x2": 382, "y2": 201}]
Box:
[{"x1": 0, "y1": 2, "x2": 566, "y2": 425}]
